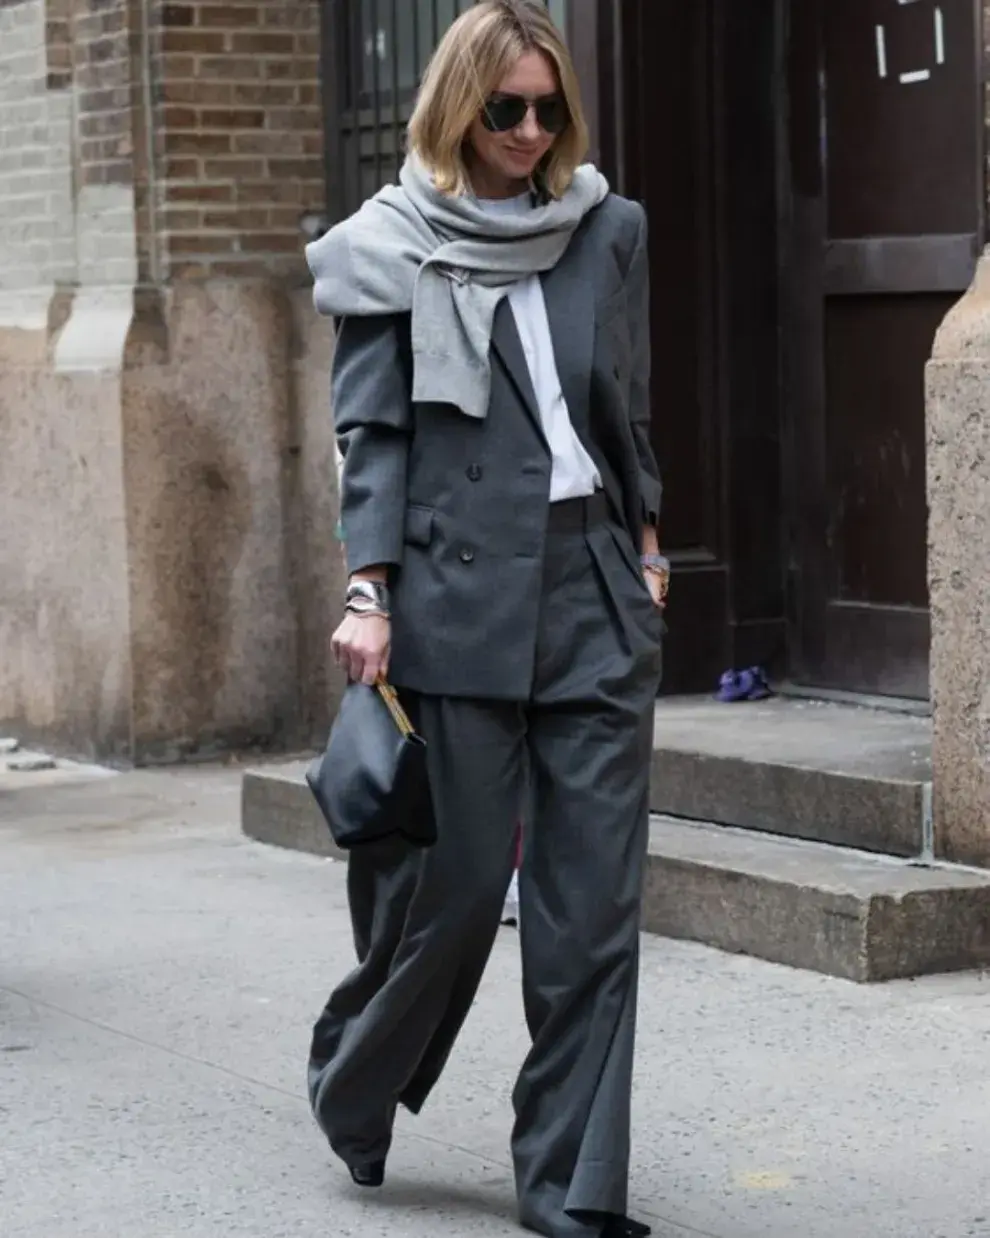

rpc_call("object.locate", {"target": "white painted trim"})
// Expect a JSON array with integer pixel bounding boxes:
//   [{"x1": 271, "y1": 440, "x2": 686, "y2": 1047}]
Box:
[{"x1": 54, "y1": 286, "x2": 134, "y2": 374}]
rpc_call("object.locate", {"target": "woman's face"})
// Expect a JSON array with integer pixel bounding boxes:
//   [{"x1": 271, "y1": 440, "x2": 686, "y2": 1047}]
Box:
[{"x1": 467, "y1": 49, "x2": 562, "y2": 193}]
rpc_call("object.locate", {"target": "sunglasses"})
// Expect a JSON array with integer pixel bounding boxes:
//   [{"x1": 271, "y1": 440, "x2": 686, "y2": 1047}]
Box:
[{"x1": 481, "y1": 92, "x2": 570, "y2": 136}]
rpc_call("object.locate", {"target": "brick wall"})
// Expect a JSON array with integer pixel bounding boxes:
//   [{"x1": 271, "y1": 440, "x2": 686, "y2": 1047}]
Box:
[
  {"x1": 0, "y1": 0, "x2": 323, "y2": 307},
  {"x1": 73, "y1": 0, "x2": 134, "y2": 192},
  {"x1": 0, "y1": 0, "x2": 75, "y2": 308},
  {"x1": 45, "y1": 0, "x2": 71, "y2": 88},
  {"x1": 71, "y1": 0, "x2": 140, "y2": 288},
  {"x1": 152, "y1": 0, "x2": 324, "y2": 279}
]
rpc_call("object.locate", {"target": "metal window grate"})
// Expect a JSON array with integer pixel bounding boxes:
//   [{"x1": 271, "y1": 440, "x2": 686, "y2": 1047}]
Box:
[{"x1": 323, "y1": 0, "x2": 568, "y2": 222}]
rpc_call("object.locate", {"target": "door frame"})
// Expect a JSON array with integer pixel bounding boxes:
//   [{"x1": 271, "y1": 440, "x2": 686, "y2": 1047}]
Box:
[{"x1": 776, "y1": 0, "x2": 986, "y2": 699}]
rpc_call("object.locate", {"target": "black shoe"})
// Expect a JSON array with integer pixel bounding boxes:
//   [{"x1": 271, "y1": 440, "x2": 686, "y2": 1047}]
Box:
[
  {"x1": 348, "y1": 1159, "x2": 386, "y2": 1188},
  {"x1": 600, "y1": 1218, "x2": 651, "y2": 1238}
]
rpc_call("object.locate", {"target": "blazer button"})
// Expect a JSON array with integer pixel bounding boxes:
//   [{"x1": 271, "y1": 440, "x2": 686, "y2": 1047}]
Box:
[
  {"x1": 466, "y1": 463, "x2": 482, "y2": 482},
  {"x1": 459, "y1": 547, "x2": 475, "y2": 564}
]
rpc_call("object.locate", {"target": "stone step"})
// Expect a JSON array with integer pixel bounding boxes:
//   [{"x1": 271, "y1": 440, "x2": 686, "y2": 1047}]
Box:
[
  {"x1": 241, "y1": 761, "x2": 990, "y2": 982},
  {"x1": 242, "y1": 761, "x2": 340, "y2": 860},
  {"x1": 643, "y1": 816, "x2": 990, "y2": 983},
  {"x1": 650, "y1": 696, "x2": 932, "y2": 857}
]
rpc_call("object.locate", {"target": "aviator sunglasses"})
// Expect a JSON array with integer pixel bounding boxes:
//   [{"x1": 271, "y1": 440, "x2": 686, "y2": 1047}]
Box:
[{"x1": 481, "y1": 91, "x2": 570, "y2": 135}]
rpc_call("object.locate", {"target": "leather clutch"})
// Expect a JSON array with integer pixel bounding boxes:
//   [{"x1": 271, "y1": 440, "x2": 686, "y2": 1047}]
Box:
[{"x1": 305, "y1": 679, "x2": 435, "y2": 849}]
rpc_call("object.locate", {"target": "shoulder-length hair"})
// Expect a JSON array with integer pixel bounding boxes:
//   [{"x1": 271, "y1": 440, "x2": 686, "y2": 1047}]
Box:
[{"x1": 407, "y1": 0, "x2": 589, "y2": 201}]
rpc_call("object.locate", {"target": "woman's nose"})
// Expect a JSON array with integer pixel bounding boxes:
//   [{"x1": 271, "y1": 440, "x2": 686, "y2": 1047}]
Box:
[{"x1": 517, "y1": 106, "x2": 541, "y2": 141}]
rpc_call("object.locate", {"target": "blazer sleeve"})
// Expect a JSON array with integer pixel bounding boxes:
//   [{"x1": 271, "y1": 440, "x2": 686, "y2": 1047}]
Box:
[
  {"x1": 625, "y1": 205, "x2": 663, "y2": 527},
  {"x1": 331, "y1": 313, "x2": 412, "y2": 576}
]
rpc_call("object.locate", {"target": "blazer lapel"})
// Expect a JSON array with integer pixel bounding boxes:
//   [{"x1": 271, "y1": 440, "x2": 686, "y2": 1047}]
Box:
[
  {"x1": 490, "y1": 295, "x2": 542, "y2": 434},
  {"x1": 489, "y1": 257, "x2": 595, "y2": 448},
  {"x1": 540, "y1": 259, "x2": 594, "y2": 441}
]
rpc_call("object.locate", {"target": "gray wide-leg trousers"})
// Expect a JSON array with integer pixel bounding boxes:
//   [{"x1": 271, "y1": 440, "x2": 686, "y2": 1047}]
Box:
[{"x1": 308, "y1": 498, "x2": 663, "y2": 1238}]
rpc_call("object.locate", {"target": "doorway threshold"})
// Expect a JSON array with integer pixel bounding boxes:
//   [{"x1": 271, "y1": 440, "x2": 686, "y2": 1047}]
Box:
[{"x1": 772, "y1": 680, "x2": 931, "y2": 718}]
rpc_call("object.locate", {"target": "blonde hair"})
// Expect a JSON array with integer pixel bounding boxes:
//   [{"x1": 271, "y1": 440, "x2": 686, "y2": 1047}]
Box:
[{"x1": 407, "y1": 0, "x2": 589, "y2": 200}]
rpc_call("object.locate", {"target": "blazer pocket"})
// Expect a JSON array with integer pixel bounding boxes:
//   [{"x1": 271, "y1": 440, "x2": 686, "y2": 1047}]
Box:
[{"x1": 404, "y1": 504, "x2": 435, "y2": 547}]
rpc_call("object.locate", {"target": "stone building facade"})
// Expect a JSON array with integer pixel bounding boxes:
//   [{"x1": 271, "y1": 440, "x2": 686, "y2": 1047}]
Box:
[
  {"x1": 3, "y1": 0, "x2": 990, "y2": 884},
  {"x1": 0, "y1": 0, "x2": 341, "y2": 763}
]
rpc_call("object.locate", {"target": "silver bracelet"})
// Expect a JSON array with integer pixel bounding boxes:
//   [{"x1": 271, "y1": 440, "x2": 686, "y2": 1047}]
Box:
[
  {"x1": 346, "y1": 579, "x2": 390, "y2": 612},
  {"x1": 345, "y1": 599, "x2": 391, "y2": 619}
]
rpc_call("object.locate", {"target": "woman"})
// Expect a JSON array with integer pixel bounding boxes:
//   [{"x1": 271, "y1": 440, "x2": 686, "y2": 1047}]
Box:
[{"x1": 304, "y1": 3, "x2": 667, "y2": 1236}]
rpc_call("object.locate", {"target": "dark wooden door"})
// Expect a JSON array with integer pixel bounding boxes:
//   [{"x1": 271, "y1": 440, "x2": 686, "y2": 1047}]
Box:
[
  {"x1": 616, "y1": 0, "x2": 785, "y2": 694},
  {"x1": 618, "y1": 0, "x2": 723, "y2": 694},
  {"x1": 783, "y1": 0, "x2": 982, "y2": 698}
]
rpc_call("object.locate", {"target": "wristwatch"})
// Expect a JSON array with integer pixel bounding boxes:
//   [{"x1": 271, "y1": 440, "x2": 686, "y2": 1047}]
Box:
[
  {"x1": 346, "y1": 579, "x2": 391, "y2": 617},
  {"x1": 640, "y1": 553, "x2": 670, "y2": 606}
]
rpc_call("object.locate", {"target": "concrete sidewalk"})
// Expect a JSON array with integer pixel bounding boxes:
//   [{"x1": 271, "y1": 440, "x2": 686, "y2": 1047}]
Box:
[{"x1": 3, "y1": 765, "x2": 990, "y2": 1238}]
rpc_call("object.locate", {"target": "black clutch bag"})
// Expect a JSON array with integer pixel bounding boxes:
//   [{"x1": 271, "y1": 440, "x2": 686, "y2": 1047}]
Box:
[{"x1": 305, "y1": 679, "x2": 435, "y2": 849}]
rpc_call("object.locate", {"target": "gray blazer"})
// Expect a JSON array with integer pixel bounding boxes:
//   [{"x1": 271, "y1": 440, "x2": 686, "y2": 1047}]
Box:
[{"x1": 332, "y1": 192, "x2": 661, "y2": 700}]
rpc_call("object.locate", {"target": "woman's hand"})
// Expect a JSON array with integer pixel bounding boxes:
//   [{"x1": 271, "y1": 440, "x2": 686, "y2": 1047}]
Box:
[
  {"x1": 640, "y1": 527, "x2": 668, "y2": 612},
  {"x1": 331, "y1": 613, "x2": 391, "y2": 685},
  {"x1": 644, "y1": 571, "x2": 666, "y2": 611}
]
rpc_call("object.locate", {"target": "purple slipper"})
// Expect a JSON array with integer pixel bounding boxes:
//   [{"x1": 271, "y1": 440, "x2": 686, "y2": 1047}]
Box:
[{"x1": 715, "y1": 667, "x2": 773, "y2": 702}]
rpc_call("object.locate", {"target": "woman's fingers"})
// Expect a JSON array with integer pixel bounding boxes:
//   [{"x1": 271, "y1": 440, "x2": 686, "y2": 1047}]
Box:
[
  {"x1": 331, "y1": 615, "x2": 391, "y2": 683},
  {"x1": 645, "y1": 572, "x2": 665, "y2": 610},
  {"x1": 359, "y1": 640, "x2": 389, "y2": 685}
]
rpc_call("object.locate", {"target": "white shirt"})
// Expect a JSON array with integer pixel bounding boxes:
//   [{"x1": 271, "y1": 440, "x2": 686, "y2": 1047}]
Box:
[{"x1": 480, "y1": 195, "x2": 601, "y2": 503}]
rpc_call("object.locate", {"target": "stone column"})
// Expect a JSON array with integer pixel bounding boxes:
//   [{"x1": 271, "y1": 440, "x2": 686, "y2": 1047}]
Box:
[{"x1": 926, "y1": 248, "x2": 990, "y2": 866}]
